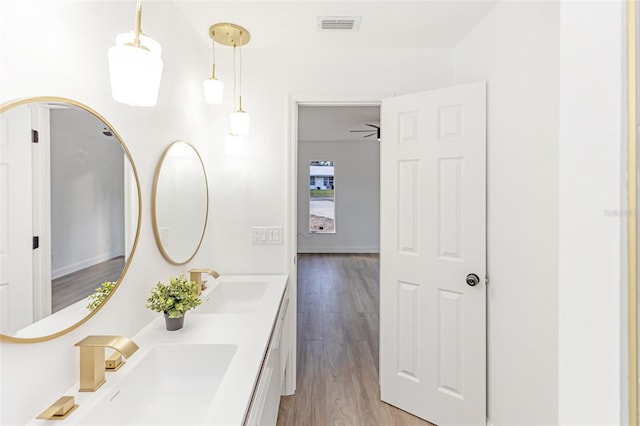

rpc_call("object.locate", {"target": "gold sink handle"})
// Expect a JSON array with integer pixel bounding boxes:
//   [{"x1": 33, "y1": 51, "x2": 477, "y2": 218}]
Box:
[
  {"x1": 36, "y1": 396, "x2": 78, "y2": 420},
  {"x1": 74, "y1": 335, "x2": 139, "y2": 392}
]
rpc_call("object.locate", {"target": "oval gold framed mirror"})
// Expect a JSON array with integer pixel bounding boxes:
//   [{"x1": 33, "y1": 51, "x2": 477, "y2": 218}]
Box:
[
  {"x1": 0, "y1": 97, "x2": 142, "y2": 343},
  {"x1": 152, "y1": 141, "x2": 208, "y2": 265}
]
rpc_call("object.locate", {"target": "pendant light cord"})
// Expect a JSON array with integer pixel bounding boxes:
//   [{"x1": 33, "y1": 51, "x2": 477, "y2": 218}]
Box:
[
  {"x1": 238, "y1": 32, "x2": 243, "y2": 111},
  {"x1": 232, "y1": 44, "x2": 237, "y2": 112},
  {"x1": 134, "y1": 0, "x2": 143, "y2": 47},
  {"x1": 210, "y1": 37, "x2": 217, "y2": 78}
]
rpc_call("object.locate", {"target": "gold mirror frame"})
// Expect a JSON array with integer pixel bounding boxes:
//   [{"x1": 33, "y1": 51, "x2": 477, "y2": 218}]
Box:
[
  {"x1": 0, "y1": 96, "x2": 142, "y2": 344},
  {"x1": 151, "y1": 141, "x2": 209, "y2": 265},
  {"x1": 628, "y1": 0, "x2": 638, "y2": 423}
]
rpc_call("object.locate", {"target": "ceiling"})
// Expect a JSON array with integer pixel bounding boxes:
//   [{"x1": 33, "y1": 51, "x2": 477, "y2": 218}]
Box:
[
  {"x1": 174, "y1": 1, "x2": 499, "y2": 49},
  {"x1": 298, "y1": 105, "x2": 380, "y2": 142},
  {"x1": 174, "y1": 1, "x2": 497, "y2": 141}
]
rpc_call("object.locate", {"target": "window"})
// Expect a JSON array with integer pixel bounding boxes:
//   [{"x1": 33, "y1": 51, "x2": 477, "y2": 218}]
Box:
[{"x1": 309, "y1": 161, "x2": 335, "y2": 233}]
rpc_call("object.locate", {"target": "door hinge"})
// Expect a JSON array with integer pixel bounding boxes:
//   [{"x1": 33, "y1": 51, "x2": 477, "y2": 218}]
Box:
[
  {"x1": 31, "y1": 129, "x2": 39, "y2": 143},
  {"x1": 33, "y1": 236, "x2": 39, "y2": 250},
  {"x1": 485, "y1": 276, "x2": 489, "y2": 285}
]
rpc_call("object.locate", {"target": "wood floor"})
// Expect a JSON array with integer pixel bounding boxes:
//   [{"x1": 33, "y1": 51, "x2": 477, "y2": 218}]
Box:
[
  {"x1": 276, "y1": 253, "x2": 435, "y2": 426},
  {"x1": 51, "y1": 256, "x2": 125, "y2": 312}
]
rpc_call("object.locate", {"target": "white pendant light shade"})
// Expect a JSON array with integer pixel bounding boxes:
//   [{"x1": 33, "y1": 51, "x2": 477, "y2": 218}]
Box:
[
  {"x1": 230, "y1": 110, "x2": 250, "y2": 136},
  {"x1": 225, "y1": 133, "x2": 245, "y2": 156},
  {"x1": 108, "y1": 32, "x2": 163, "y2": 107},
  {"x1": 203, "y1": 78, "x2": 224, "y2": 104}
]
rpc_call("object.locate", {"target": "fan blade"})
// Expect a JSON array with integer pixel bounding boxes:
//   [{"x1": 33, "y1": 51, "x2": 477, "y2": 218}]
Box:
[
  {"x1": 365, "y1": 123, "x2": 380, "y2": 129},
  {"x1": 363, "y1": 133, "x2": 376, "y2": 138}
]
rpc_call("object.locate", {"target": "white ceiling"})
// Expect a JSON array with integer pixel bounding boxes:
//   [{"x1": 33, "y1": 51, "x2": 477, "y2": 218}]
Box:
[
  {"x1": 174, "y1": 1, "x2": 497, "y2": 141},
  {"x1": 174, "y1": 0, "x2": 499, "y2": 49},
  {"x1": 298, "y1": 105, "x2": 380, "y2": 142}
]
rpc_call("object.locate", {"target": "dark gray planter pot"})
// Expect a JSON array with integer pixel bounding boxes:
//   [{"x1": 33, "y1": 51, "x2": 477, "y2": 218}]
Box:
[{"x1": 164, "y1": 313, "x2": 185, "y2": 331}]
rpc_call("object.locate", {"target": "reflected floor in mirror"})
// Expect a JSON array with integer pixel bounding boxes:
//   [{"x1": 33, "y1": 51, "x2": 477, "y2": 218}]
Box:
[
  {"x1": 277, "y1": 253, "x2": 435, "y2": 426},
  {"x1": 51, "y1": 256, "x2": 124, "y2": 313}
]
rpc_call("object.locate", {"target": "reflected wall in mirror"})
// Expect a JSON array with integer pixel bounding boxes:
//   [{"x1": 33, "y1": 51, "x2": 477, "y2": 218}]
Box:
[
  {"x1": 0, "y1": 97, "x2": 141, "y2": 343},
  {"x1": 152, "y1": 141, "x2": 208, "y2": 265}
]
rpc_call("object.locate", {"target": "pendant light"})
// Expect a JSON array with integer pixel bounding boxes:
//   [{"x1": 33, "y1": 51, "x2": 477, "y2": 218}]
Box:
[
  {"x1": 203, "y1": 30, "x2": 223, "y2": 104},
  {"x1": 108, "y1": 0, "x2": 163, "y2": 107},
  {"x1": 208, "y1": 23, "x2": 251, "y2": 136}
]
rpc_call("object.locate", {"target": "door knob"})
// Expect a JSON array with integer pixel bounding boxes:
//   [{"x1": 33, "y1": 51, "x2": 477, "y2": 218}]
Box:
[{"x1": 466, "y1": 273, "x2": 480, "y2": 287}]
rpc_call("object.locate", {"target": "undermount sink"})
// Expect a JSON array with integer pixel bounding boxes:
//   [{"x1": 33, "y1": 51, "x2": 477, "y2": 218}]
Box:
[
  {"x1": 78, "y1": 344, "x2": 237, "y2": 425},
  {"x1": 197, "y1": 281, "x2": 268, "y2": 314}
]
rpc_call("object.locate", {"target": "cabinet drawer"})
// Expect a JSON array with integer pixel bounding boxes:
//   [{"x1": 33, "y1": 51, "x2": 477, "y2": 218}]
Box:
[{"x1": 245, "y1": 293, "x2": 289, "y2": 426}]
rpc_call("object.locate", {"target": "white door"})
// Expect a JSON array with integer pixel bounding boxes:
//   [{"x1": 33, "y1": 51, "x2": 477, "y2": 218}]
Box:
[
  {"x1": 380, "y1": 82, "x2": 486, "y2": 426},
  {"x1": 0, "y1": 105, "x2": 34, "y2": 334}
]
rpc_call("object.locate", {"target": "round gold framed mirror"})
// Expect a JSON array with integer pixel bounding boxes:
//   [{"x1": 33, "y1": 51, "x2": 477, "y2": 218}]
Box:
[
  {"x1": 152, "y1": 141, "x2": 209, "y2": 265},
  {"x1": 0, "y1": 97, "x2": 142, "y2": 343}
]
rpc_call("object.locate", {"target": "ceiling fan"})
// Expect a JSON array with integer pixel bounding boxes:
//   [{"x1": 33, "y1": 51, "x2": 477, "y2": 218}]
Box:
[{"x1": 350, "y1": 123, "x2": 380, "y2": 140}]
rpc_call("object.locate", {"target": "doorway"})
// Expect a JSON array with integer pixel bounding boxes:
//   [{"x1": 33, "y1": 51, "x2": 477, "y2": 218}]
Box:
[
  {"x1": 283, "y1": 97, "x2": 384, "y2": 397},
  {"x1": 280, "y1": 101, "x2": 432, "y2": 424}
]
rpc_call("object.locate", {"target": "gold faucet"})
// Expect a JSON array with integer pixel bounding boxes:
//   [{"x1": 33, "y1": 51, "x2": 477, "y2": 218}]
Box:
[
  {"x1": 189, "y1": 268, "x2": 220, "y2": 294},
  {"x1": 74, "y1": 335, "x2": 139, "y2": 392}
]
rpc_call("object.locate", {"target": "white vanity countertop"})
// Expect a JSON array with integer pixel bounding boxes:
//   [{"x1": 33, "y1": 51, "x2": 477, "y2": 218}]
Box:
[{"x1": 28, "y1": 274, "x2": 288, "y2": 426}]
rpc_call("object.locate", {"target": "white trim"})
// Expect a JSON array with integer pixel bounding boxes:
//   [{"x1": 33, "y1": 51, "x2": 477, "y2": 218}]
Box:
[
  {"x1": 297, "y1": 245, "x2": 379, "y2": 254},
  {"x1": 284, "y1": 95, "x2": 298, "y2": 395},
  {"x1": 31, "y1": 105, "x2": 51, "y2": 322},
  {"x1": 285, "y1": 93, "x2": 386, "y2": 397},
  {"x1": 123, "y1": 157, "x2": 137, "y2": 263}
]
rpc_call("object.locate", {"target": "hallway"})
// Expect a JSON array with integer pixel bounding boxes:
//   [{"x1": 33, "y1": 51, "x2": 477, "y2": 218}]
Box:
[{"x1": 277, "y1": 253, "x2": 434, "y2": 426}]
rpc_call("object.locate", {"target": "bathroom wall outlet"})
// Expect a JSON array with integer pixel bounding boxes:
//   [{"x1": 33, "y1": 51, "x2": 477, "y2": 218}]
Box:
[{"x1": 252, "y1": 226, "x2": 283, "y2": 245}]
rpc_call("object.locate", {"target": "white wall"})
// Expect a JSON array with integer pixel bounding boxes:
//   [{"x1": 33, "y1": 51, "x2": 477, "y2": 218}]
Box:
[
  {"x1": 0, "y1": 1, "x2": 629, "y2": 424},
  {"x1": 453, "y1": 2, "x2": 560, "y2": 425},
  {"x1": 212, "y1": 47, "x2": 453, "y2": 273},
  {"x1": 50, "y1": 108, "x2": 125, "y2": 278},
  {"x1": 558, "y1": 2, "x2": 624, "y2": 424},
  {"x1": 297, "y1": 139, "x2": 380, "y2": 253},
  {"x1": 0, "y1": 2, "x2": 216, "y2": 424},
  {"x1": 0, "y1": 1, "x2": 453, "y2": 424}
]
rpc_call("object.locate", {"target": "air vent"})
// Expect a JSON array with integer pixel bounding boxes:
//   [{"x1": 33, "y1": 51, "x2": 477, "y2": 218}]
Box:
[{"x1": 317, "y1": 16, "x2": 361, "y2": 32}]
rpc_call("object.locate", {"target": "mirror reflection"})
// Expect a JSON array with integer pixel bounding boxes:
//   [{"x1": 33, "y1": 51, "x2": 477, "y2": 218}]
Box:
[
  {"x1": 152, "y1": 141, "x2": 208, "y2": 265},
  {"x1": 309, "y1": 160, "x2": 336, "y2": 233},
  {"x1": 0, "y1": 98, "x2": 140, "y2": 340}
]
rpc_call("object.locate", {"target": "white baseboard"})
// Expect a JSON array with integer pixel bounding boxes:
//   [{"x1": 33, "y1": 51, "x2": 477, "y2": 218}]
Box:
[
  {"x1": 297, "y1": 245, "x2": 379, "y2": 254},
  {"x1": 52, "y1": 250, "x2": 124, "y2": 279}
]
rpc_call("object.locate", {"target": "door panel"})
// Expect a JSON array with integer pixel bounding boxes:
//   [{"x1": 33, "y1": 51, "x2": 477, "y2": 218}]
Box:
[{"x1": 380, "y1": 82, "x2": 486, "y2": 426}]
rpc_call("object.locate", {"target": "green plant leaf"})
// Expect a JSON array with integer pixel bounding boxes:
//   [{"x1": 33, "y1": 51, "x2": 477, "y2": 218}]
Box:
[
  {"x1": 87, "y1": 281, "x2": 117, "y2": 311},
  {"x1": 146, "y1": 274, "x2": 202, "y2": 318}
]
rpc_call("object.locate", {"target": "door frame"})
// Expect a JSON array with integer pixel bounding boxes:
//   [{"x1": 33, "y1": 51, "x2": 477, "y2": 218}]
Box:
[
  {"x1": 31, "y1": 104, "x2": 52, "y2": 322},
  {"x1": 285, "y1": 94, "x2": 385, "y2": 394}
]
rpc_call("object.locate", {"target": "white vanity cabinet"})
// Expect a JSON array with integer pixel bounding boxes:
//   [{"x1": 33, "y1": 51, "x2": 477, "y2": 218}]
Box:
[{"x1": 245, "y1": 287, "x2": 290, "y2": 426}]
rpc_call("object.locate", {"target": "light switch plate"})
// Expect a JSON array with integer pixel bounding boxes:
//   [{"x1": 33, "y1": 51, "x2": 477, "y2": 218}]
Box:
[{"x1": 252, "y1": 226, "x2": 283, "y2": 245}]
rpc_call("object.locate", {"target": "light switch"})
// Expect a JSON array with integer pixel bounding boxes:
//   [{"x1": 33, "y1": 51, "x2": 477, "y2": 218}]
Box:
[{"x1": 252, "y1": 226, "x2": 283, "y2": 245}]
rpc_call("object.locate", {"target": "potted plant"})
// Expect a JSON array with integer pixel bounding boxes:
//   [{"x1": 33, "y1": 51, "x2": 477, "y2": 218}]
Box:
[
  {"x1": 146, "y1": 275, "x2": 202, "y2": 331},
  {"x1": 87, "y1": 281, "x2": 116, "y2": 311}
]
